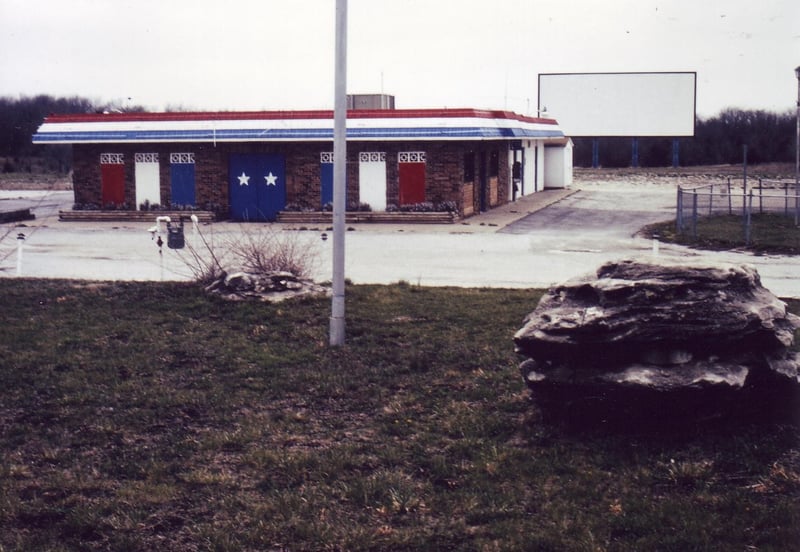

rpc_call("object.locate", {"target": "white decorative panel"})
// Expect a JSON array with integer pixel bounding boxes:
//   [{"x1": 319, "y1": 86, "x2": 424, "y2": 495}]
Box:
[
  {"x1": 399, "y1": 151, "x2": 426, "y2": 163},
  {"x1": 359, "y1": 152, "x2": 386, "y2": 163},
  {"x1": 100, "y1": 153, "x2": 124, "y2": 164},
  {"x1": 320, "y1": 152, "x2": 334, "y2": 163},
  {"x1": 170, "y1": 152, "x2": 195, "y2": 164},
  {"x1": 135, "y1": 153, "x2": 159, "y2": 163}
]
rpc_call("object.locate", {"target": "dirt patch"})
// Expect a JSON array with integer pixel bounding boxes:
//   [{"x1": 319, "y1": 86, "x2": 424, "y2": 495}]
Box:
[
  {"x1": 575, "y1": 162, "x2": 794, "y2": 181},
  {"x1": 574, "y1": 163, "x2": 796, "y2": 190},
  {"x1": 0, "y1": 172, "x2": 72, "y2": 191}
]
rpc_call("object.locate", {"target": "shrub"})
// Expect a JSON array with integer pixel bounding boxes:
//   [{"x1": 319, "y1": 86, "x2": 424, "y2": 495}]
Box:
[
  {"x1": 345, "y1": 201, "x2": 371, "y2": 212},
  {"x1": 230, "y1": 227, "x2": 319, "y2": 279},
  {"x1": 202, "y1": 201, "x2": 224, "y2": 215},
  {"x1": 170, "y1": 203, "x2": 197, "y2": 211},
  {"x1": 285, "y1": 200, "x2": 317, "y2": 213},
  {"x1": 175, "y1": 225, "x2": 320, "y2": 284},
  {"x1": 389, "y1": 202, "x2": 457, "y2": 213}
]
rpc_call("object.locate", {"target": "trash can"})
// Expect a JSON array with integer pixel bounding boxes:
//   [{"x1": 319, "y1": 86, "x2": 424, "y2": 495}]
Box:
[{"x1": 167, "y1": 220, "x2": 185, "y2": 249}]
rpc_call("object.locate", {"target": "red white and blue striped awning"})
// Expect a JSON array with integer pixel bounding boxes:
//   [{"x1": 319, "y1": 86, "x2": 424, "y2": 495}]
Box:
[{"x1": 33, "y1": 108, "x2": 565, "y2": 144}]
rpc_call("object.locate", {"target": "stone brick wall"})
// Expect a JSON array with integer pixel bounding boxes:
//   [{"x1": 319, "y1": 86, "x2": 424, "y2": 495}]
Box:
[
  {"x1": 72, "y1": 144, "x2": 103, "y2": 206},
  {"x1": 71, "y1": 140, "x2": 514, "y2": 218}
]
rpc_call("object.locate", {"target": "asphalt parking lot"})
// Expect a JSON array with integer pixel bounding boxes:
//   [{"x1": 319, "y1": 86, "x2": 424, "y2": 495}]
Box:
[{"x1": 1, "y1": 187, "x2": 798, "y2": 298}]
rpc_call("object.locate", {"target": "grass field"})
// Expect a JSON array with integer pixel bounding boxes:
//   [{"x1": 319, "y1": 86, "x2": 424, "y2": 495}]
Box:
[
  {"x1": 1, "y1": 279, "x2": 798, "y2": 551},
  {"x1": 644, "y1": 213, "x2": 800, "y2": 255}
]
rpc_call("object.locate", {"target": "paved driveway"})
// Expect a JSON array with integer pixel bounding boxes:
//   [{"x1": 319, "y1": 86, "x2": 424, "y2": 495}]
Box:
[{"x1": 501, "y1": 188, "x2": 675, "y2": 236}]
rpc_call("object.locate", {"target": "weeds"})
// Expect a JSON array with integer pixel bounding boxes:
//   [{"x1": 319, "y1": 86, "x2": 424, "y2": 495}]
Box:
[
  {"x1": 230, "y1": 226, "x2": 319, "y2": 278},
  {"x1": 175, "y1": 225, "x2": 320, "y2": 284},
  {"x1": 173, "y1": 224, "x2": 228, "y2": 284}
]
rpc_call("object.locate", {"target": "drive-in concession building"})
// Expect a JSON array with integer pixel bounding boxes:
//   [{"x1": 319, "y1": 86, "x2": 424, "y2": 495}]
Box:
[{"x1": 33, "y1": 97, "x2": 572, "y2": 221}]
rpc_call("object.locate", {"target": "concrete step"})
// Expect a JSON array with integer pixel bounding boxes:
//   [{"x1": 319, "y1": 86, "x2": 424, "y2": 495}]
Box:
[
  {"x1": 58, "y1": 210, "x2": 217, "y2": 223},
  {"x1": 277, "y1": 211, "x2": 459, "y2": 225},
  {"x1": 0, "y1": 208, "x2": 36, "y2": 223}
]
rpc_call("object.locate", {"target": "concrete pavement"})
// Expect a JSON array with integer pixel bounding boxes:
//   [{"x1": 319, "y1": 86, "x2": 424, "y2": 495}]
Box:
[{"x1": 1, "y1": 187, "x2": 798, "y2": 298}]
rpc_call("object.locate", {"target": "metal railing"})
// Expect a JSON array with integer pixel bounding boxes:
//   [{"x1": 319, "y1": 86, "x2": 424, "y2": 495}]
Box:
[{"x1": 676, "y1": 179, "x2": 800, "y2": 244}]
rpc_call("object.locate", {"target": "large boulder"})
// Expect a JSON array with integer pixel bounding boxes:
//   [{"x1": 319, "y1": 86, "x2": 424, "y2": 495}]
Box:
[{"x1": 514, "y1": 258, "x2": 800, "y2": 427}]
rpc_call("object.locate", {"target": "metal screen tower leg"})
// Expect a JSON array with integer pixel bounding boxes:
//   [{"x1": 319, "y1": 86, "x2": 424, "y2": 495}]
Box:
[
  {"x1": 330, "y1": 0, "x2": 347, "y2": 346},
  {"x1": 672, "y1": 138, "x2": 680, "y2": 168}
]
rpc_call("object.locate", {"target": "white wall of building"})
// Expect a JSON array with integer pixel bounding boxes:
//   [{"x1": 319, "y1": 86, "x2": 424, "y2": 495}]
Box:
[
  {"x1": 536, "y1": 142, "x2": 546, "y2": 190},
  {"x1": 511, "y1": 140, "x2": 545, "y2": 199},
  {"x1": 507, "y1": 137, "x2": 574, "y2": 199},
  {"x1": 543, "y1": 140, "x2": 573, "y2": 189}
]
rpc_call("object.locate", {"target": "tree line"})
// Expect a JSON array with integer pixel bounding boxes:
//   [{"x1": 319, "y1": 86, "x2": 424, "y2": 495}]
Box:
[
  {"x1": 0, "y1": 94, "x2": 796, "y2": 171},
  {"x1": 0, "y1": 95, "x2": 147, "y2": 174},
  {"x1": 572, "y1": 108, "x2": 797, "y2": 167}
]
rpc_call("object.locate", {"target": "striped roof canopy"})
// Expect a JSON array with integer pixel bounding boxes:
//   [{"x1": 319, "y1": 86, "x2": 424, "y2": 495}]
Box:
[{"x1": 33, "y1": 108, "x2": 565, "y2": 144}]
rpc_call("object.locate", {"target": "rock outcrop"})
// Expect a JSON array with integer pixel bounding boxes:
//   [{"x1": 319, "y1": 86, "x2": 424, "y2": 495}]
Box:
[{"x1": 514, "y1": 259, "x2": 800, "y2": 427}]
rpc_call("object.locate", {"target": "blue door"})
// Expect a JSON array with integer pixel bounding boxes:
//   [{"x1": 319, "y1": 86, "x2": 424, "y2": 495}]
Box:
[
  {"x1": 321, "y1": 159, "x2": 334, "y2": 207},
  {"x1": 170, "y1": 160, "x2": 196, "y2": 207},
  {"x1": 229, "y1": 153, "x2": 286, "y2": 221}
]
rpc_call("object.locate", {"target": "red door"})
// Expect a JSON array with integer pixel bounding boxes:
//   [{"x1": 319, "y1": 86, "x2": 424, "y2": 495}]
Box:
[
  {"x1": 398, "y1": 152, "x2": 426, "y2": 205},
  {"x1": 100, "y1": 154, "x2": 125, "y2": 207}
]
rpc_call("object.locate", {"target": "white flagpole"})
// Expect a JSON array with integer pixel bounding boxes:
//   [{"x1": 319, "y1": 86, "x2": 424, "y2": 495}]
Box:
[{"x1": 330, "y1": 0, "x2": 347, "y2": 346}]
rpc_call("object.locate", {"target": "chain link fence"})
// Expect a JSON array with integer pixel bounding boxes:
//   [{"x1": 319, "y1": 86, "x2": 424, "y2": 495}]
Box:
[{"x1": 676, "y1": 178, "x2": 800, "y2": 245}]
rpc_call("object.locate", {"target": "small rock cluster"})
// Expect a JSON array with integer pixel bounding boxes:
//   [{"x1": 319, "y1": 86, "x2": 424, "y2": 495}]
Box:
[
  {"x1": 204, "y1": 271, "x2": 330, "y2": 302},
  {"x1": 514, "y1": 258, "x2": 800, "y2": 427}
]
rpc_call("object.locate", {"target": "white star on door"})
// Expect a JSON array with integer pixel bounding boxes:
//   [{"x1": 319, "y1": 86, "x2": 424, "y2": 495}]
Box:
[
  {"x1": 237, "y1": 172, "x2": 250, "y2": 186},
  {"x1": 264, "y1": 172, "x2": 278, "y2": 186}
]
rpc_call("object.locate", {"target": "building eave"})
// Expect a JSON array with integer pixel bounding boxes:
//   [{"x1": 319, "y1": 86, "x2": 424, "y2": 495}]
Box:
[{"x1": 33, "y1": 108, "x2": 565, "y2": 145}]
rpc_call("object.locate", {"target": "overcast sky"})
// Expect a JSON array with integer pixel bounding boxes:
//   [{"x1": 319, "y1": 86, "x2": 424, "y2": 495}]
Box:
[{"x1": 1, "y1": 0, "x2": 797, "y2": 117}]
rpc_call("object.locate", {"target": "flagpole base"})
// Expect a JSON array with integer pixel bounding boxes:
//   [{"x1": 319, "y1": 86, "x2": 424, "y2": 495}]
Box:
[{"x1": 329, "y1": 316, "x2": 345, "y2": 346}]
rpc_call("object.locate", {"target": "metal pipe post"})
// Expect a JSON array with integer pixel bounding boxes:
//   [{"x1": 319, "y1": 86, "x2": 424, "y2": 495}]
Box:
[
  {"x1": 795, "y1": 66, "x2": 800, "y2": 225},
  {"x1": 708, "y1": 184, "x2": 714, "y2": 215},
  {"x1": 745, "y1": 190, "x2": 753, "y2": 245},
  {"x1": 330, "y1": 0, "x2": 347, "y2": 346},
  {"x1": 727, "y1": 179, "x2": 732, "y2": 215},
  {"x1": 784, "y1": 182, "x2": 789, "y2": 216},
  {"x1": 16, "y1": 233, "x2": 24, "y2": 276},
  {"x1": 742, "y1": 144, "x2": 748, "y2": 199}
]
